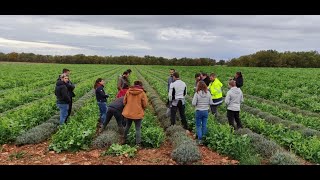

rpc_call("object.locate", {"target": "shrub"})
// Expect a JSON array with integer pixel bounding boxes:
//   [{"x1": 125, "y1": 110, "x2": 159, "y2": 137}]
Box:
[
  {"x1": 288, "y1": 123, "x2": 304, "y2": 131},
  {"x1": 269, "y1": 151, "x2": 301, "y2": 165},
  {"x1": 264, "y1": 116, "x2": 282, "y2": 124},
  {"x1": 166, "y1": 125, "x2": 185, "y2": 136},
  {"x1": 16, "y1": 122, "x2": 57, "y2": 145},
  {"x1": 171, "y1": 142, "x2": 201, "y2": 165},
  {"x1": 248, "y1": 133, "x2": 282, "y2": 158},
  {"x1": 239, "y1": 154, "x2": 262, "y2": 165},
  {"x1": 92, "y1": 131, "x2": 119, "y2": 149},
  {"x1": 300, "y1": 128, "x2": 320, "y2": 138}
]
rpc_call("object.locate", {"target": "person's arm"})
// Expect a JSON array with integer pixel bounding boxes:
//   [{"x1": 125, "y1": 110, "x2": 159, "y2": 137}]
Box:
[
  {"x1": 240, "y1": 91, "x2": 244, "y2": 103},
  {"x1": 183, "y1": 83, "x2": 187, "y2": 97},
  {"x1": 192, "y1": 93, "x2": 197, "y2": 106},
  {"x1": 123, "y1": 92, "x2": 128, "y2": 105},
  {"x1": 117, "y1": 77, "x2": 122, "y2": 91},
  {"x1": 142, "y1": 92, "x2": 148, "y2": 109},
  {"x1": 237, "y1": 78, "x2": 243, "y2": 87},
  {"x1": 225, "y1": 91, "x2": 230, "y2": 106},
  {"x1": 168, "y1": 83, "x2": 173, "y2": 101},
  {"x1": 98, "y1": 88, "x2": 109, "y2": 99},
  {"x1": 208, "y1": 92, "x2": 214, "y2": 105}
]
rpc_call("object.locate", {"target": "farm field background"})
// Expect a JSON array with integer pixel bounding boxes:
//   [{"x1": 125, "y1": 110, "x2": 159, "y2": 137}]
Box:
[{"x1": 0, "y1": 62, "x2": 319, "y2": 165}]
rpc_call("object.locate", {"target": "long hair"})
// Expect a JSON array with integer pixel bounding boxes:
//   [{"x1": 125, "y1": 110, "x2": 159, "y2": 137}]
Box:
[
  {"x1": 94, "y1": 78, "x2": 103, "y2": 89},
  {"x1": 236, "y1": 72, "x2": 242, "y2": 77},
  {"x1": 196, "y1": 81, "x2": 208, "y2": 93}
]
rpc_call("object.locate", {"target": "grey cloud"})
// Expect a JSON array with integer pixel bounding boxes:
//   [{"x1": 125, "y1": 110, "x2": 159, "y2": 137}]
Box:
[{"x1": 0, "y1": 15, "x2": 320, "y2": 59}]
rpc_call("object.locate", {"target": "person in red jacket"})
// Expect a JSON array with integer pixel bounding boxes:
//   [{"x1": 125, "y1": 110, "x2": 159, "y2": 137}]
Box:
[{"x1": 116, "y1": 84, "x2": 129, "y2": 98}]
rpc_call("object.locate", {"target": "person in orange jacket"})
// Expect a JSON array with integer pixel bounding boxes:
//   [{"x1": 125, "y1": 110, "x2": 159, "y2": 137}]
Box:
[{"x1": 122, "y1": 80, "x2": 148, "y2": 147}]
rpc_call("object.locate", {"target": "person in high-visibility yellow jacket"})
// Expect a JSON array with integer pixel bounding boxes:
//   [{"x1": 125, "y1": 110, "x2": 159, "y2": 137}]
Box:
[{"x1": 207, "y1": 73, "x2": 223, "y2": 118}]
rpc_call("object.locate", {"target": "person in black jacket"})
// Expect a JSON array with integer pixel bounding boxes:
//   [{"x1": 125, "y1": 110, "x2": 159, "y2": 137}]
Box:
[
  {"x1": 101, "y1": 96, "x2": 125, "y2": 136},
  {"x1": 55, "y1": 74, "x2": 71, "y2": 125},
  {"x1": 200, "y1": 72, "x2": 211, "y2": 86},
  {"x1": 94, "y1": 78, "x2": 109, "y2": 128},
  {"x1": 233, "y1": 72, "x2": 243, "y2": 88},
  {"x1": 57, "y1": 68, "x2": 75, "y2": 123}
]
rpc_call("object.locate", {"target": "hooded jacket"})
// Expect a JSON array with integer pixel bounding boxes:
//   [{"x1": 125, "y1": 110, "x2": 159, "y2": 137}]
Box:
[
  {"x1": 192, "y1": 90, "x2": 214, "y2": 111},
  {"x1": 122, "y1": 86, "x2": 148, "y2": 120},
  {"x1": 225, "y1": 87, "x2": 244, "y2": 111},
  {"x1": 55, "y1": 80, "x2": 71, "y2": 104}
]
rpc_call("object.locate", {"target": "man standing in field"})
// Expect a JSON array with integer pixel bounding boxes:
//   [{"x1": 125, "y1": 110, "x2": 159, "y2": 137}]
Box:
[
  {"x1": 168, "y1": 72, "x2": 188, "y2": 131},
  {"x1": 117, "y1": 71, "x2": 130, "y2": 92},
  {"x1": 57, "y1": 68, "x2": 75, "y2": 123}
]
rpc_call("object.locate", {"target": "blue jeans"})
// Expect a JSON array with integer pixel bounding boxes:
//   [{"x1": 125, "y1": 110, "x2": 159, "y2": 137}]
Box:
[
  {"x1": 57, "y1": 104, "x2": 69, "y2": 125},
  {"x1": 195, "y1": 110, "x2": 208, "y2": 140},
  {"x1": 97, "y1": 102, "x2": 107, "y2": 124}
]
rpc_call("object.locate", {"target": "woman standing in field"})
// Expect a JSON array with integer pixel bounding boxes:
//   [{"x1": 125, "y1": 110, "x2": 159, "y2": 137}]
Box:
[
  {"x1": 122, "y1": 80, "x2": 148, "y2": 147},
  {"x1": 94, "y1": 78, "x2": 109, "y2": 129},
  {"x1": 192, "y1": 81, "x2": 213, "y2": 145},
  {"x1": 232, "y1": 72, "x2": 243, "y2": 88}
]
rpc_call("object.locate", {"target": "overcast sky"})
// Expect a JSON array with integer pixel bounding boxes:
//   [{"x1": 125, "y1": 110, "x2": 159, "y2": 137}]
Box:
[{"x1": 0, "y1": 15, "x2": 318, "y2": 60}]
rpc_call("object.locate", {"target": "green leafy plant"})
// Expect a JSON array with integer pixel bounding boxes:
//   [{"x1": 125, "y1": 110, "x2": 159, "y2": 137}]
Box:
[{"x1": 102, "y1": 143, "x2": 137, "y2": 158}]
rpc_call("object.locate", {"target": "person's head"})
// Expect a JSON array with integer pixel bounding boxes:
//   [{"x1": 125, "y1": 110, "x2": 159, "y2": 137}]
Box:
[
  {"x1": 209, "y1": 73, "x2": 216, "y2": 81},
  {"x1": 200, "y1": 72, "x2": 207, "y2": 79},
  {"x1": 169, "y1": 69, "x2": 175, "y2": 76},
  {"x1": 62, "y1": 68, "x2": 70, "y2": 76},
  {"x1": 134, "y1": 80, "x2": 143, "y2": 87},
  {"x1": 235, "y1": 72, "x2": 242, "y2": 78},
  {"x1": 60, "y1": 74, "x2": 69, "y2": 83},
  {"x1": 172, "y1": 72, "x2": 179, "y2": 80},
  {"x1": 126, "y1": 69, "x2": 132, "y2": 75},
  {"x1": 94, "y1": 78, "x2": 105, "y2": 89},
  {"x1": 195, "y1": 73, "x2": 201, "y2": 81},
  {"x1": 229, "y1": 80, "x2": 236, "y2": 88},
  {"x1": 122, "y1": 71, "x2": 129, "y2": 77},
  {"x1": 196, "y1": 81, "x2": 208, "y2": 93}
]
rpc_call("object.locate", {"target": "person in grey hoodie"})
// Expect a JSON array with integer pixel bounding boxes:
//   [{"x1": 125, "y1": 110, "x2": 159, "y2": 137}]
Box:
[
  {"x1": 192, "y1": 81, "x2": 214, "y2": 145},
  {"x1": 225, "y1": 80, "x2": 244, "y2": 130}
]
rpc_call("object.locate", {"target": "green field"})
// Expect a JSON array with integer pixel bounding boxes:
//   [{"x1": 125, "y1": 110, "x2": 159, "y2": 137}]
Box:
[{"x1": 1, "y1": 62, "x2": 319, "y2": 165}]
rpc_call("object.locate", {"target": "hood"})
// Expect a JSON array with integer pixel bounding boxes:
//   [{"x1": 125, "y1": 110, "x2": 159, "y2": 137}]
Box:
[
  {"x1": 128, "y1": 87, "x2": 144, "y2": 95},
  {"x1": 56, "y1": 80, "x2": 66, "y2": 86},
  {"x1": 198, "y1": 90, "x2": 209, "y2": 98},
  {"x1": 230, "y1": 87, "x2": 241, "y2": 94}
]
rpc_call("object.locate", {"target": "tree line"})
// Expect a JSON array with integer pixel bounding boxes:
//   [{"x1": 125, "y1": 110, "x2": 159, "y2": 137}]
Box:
[
  {"x1": 227, "y1": 50, "x2": 320, "y2": 68},
  {"x1": 0, "y1": 52, "x2": 218, "y2": 66}
]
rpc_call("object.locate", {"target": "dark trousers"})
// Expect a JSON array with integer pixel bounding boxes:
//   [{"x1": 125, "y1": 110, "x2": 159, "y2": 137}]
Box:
[
  {"x1": 65, "y1": 98, "x2": 73, "y2": 123},
  {"x1": 170, "y1": 100, "x2": 188, "y2": 130},
  {"x1": 103, "y1": 107, "x2": 125, "y2": 135},
  {"x1": 227, "y1": 110, "x2": 243, "y2": 130},
  {"x1": 124, "y1": 118, "x2": 142, "y2": 144}
]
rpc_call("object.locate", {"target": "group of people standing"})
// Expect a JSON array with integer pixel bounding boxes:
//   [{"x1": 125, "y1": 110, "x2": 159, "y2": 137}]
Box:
[
  {"x1": 167, "y1": 69, "x2": 244, "y2": 145},
  {"x1": 93, "y1": 69, "x2": 148, "y2": 147},
  {"x1": 55, "y1": 67, "x2": 244, "y2": 148}
]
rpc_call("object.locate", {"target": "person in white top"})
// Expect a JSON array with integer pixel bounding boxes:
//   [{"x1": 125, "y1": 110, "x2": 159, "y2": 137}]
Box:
[
  {"x1": 168, "y1": 72, "x2": 188, "y2": 130},
  {"x1": 225, "y1": 80, "x2": 244, "y2": 130}
]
